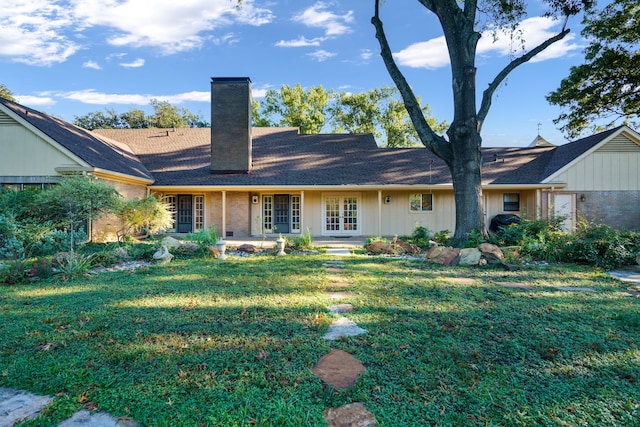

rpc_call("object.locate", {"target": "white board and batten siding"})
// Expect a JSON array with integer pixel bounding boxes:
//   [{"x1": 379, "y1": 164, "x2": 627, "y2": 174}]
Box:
[{"x1": 551, "y1": 134, "x2": 640, "y2": 192}]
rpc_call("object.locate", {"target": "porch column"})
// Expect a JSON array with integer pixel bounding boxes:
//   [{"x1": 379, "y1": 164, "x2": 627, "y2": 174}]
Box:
[
  {"x1": 221, "y1": 190, "x2": 226, "y2": 238},
  {"x1": 377, "y1": 190, "x2": 382, "y2": 237},
  {"x1": 535, "y1": 190, "x2": 541, "y2": 220},
  {"x1": 300, "y1": 191, "x2": 305, "y2": 234}
]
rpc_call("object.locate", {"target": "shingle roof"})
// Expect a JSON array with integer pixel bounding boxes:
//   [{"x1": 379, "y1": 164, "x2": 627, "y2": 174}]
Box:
[
  {"x1": 0, "y1": 98, "x2": 153, "y2": 181},
  {"x1": 93, "y1": 126, "x2": 623, "y2": 188}
]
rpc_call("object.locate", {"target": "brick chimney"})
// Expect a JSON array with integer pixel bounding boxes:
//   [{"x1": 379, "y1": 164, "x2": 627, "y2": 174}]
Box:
[{"x1": 211, "y1": 77, "x2": 252, "y2": 173}]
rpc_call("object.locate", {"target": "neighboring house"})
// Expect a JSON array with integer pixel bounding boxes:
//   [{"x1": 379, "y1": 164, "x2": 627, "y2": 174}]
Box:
[{"x1": 1, "y1": 77, "x2": 639, "y2": 241}]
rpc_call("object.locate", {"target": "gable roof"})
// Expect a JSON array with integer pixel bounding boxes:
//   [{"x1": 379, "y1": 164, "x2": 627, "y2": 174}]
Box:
[{"x1": 0, "y1": 98, "x2": 153, "y2": 182}]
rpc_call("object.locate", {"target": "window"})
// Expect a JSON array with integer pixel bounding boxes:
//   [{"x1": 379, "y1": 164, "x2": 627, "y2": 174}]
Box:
[
  {"x1": 262, "y1": 195, "x2": 273, "y2": 232},
  {"x1": 194, "y1": 195, "x2": 204, "y2": 231},
  {"x1": 409, "y1": 193, "x2": 433, "y2": 212},
  {"x1": 291, "y1": 195, "x2": 301, "y2": 233},
  {"x1": 503, "y1": 193, "x2": 520, "y2": 212}
]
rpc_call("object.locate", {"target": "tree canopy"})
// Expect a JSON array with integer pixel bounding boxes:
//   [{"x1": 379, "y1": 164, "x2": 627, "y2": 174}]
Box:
[
  {"x1": 0, "y1": 84, "x2": 16, "y2": 102},
  {"x1": 547, "y1": 0, "x2": 640, "y2": 138},
  {"x1": 252, "y1": 84, "x2": 447, "y2": 147},
  {"x1": 371, "y1": 0, "x2": 591, "y2": 244},
  {"x1": 74, "y1": 100, "x2": 209, "y2": 130}
]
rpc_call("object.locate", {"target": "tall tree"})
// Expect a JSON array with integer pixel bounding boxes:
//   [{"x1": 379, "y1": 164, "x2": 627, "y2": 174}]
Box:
[
  {"x1": 330, "y1": 87, "x2": 447, "y2": 147},
  {"x1": 74, "y1": 101, "x2": 208, "y2": 130},
  {"x1": 547, "y1": 0, "x2": 640, "y2": 138},
  {"x1": 371, "y1": 0, "x2": 590, "y2": 244},
  {"x1": 0, "y1": 84, "x2": 16, "y2": 102},
  {"x1": 259, "y1": 84, "x2": 331, "y2": 134}
]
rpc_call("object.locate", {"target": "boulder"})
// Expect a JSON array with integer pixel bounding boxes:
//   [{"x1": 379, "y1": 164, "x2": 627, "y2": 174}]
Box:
[
  {"x1": 161, "y1": 236, "x2": 182, "y2": 249},
  {"x1": 153, "y1": 245, "x2": 173, "y2": 264},
  {"x1": 391, "y1": 240, "x2": 421, "y2": 255},
  {"x1": 428, "y1": 246, "x2": 461, "y2": 266},
  {"x1": 459, "y1": 248, "x2": 482, "y2": 265},
  {"x1": 478, "y1": 243, "x2": 505, "y2": 263},
  {"x1": 237, "y1": 243, "x2": 257, "y2": 253},
  {"x1": 366, "y1": 241, "x2": 394, "y2": 255}
]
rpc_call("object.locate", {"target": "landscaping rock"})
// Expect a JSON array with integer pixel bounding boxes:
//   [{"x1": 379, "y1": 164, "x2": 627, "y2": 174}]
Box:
[
  {"x1": 161, "y1": 236, "x2": 182, "y2": 249},
  {"x1": 366, "y1": 239, "x2": 420, "y2": 255},
  {"x1": 328, "y1": 303, "x2": 354, "y2": 314},
  {"x1": 237, "y1": 243, "x2": 257, "y2": 253},
  {"x1": 312, "y1": 349, "x2": 366, "y2": 389},
  {"x1": 427, "y1": 246, "x2": 461, "y2": 266},
  {"x1": 113, "y1": 246, "x2": 128, "y2": 260},
  {"x1": 152, "y1": 245, "x2": 173, "y2": 264},
  {"x1": 324, "y1": 403, "x2": 377, "y2": 427},
  {"x1": 366, "y1": 241, "x2": 395, "y2": 254},
  {"x1": 478, "y1": 243, "x2": 505, "y2": 263},
  {"x1": 459, "y1": 248, "x2": 482, "y2": 265}
]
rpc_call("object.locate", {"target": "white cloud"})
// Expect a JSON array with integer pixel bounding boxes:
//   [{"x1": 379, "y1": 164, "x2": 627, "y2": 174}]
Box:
[
  {"x1": 15, "y1": 95, "x2": 56, "y2": 106},
  {"x1": 395, "y1": 17, "x2": 581, "y2": 69},
  {"x1": 292, "y1": 2, "x2": 354, "y2": 37},
  {"x1": 0, "y1": 1, "x2": 80, "y2": 65},
  {"x1": 72, "y1": 0, "x2": 274, "y2": 54},
  {"x1": 360, "y1": 49, "x2": 374, "y2": 61},
  {"x1": 57, "y1": 89, "x2": 210, "y2": 105},
  {"x1": 307, "y1": 49, "x2": 336, "y2": 62},
  {"x1": 120, "y1": 58, "x2": 145, "y2": 68},
  {"x1": 275, "y1": 36, "x2": 325, "y2": 47},
  {"x1": 0, "y1": 0, "x2": 274, "y2": 64},
  {"x1": 83, "y1": 60, "x2": 102, "y2": 70}
]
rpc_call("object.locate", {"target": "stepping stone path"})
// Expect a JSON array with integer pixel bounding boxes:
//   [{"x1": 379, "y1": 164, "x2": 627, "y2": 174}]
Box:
[{"x1": 311, "y1": 257, "x2": 378, "y2": 426}]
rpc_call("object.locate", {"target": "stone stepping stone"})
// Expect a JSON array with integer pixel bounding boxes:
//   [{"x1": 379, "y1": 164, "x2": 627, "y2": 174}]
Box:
[
  {"x1": 495, "y1": 281, "x2": 534, "y2": 290},
  {"x1": 324, "y1": 261, "x2": 345, "y2": 267},
  {"x1": 328, "y1": 303, "x2": 354, "y2": 314},
  {"x1": 57, "y1": 410, "x2": 138, "y2": 427},
  {"x1": 327, "y1": 291, "x2": 357, "y2": 300},
  {"x1": 326, "y1": 281, "x2": 351, "y2": 289},
  {"x1": 324, "y1": 317, "x2": 367, "y2": 340},
  {"x1": 555, "y1": 286, "x2": 596, "y2": 293},
  {"x1": 0, "y1": 387, "x2": 52, "y2": 427},
  {"x1": 326, "y1": 267, "x2": 343, "y2": 274},
  {"x1": 324, "y1": 402, "x2": 377, "y2": 426},
  {"x1": 312, "y1": 349, "x2": 366, "y2": 389},
  {"x1": 327, "y1": 274, "x2": 348, "y2": 282},
  {"x1": 325, "y1": 248, "x2": 352, "y2": 256}
]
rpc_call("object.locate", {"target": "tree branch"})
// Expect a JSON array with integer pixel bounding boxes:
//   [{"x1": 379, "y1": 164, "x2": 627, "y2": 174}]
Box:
[
  {"x1": 477, "y1": 28, "x2": 570, "y2": 131},
  {"x1": 372, "y1": 0, "x2": 452, "y2": 160}
]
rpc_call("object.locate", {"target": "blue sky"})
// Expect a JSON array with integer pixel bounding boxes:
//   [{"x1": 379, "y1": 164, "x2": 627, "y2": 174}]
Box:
[{"x1": 1, "y1": 0, "x2": 594, "y2": 146}]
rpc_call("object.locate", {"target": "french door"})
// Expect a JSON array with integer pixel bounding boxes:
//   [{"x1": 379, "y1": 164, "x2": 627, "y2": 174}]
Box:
[{"x1": 324, "y1": 195, "x2": 359, "y2": 235}]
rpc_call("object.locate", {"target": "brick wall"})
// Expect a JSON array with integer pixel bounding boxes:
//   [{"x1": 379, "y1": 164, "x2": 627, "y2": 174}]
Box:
[{"x1": 577, "y1": 191, "x2": 640, "y2": 229}]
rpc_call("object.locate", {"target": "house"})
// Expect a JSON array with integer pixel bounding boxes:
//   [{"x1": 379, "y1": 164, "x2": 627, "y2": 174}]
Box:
[{"x1": 1, "y1": 77, "x2": 639, "y2": 241}]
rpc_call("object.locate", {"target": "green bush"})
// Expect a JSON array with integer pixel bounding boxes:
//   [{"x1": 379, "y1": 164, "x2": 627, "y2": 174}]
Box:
[
  {"x1": 56, "y1": 253, "x2": 94, "y2": 280},
  {"x1": 0, "y1": 259, "x2": 27, "y2": 285},
  {"x1": 186, "y1": 227, "x2": 220, "y2": 248},
  {"x1": 287, "y1": 229, "x2": 313, "y2": 251},
  {"x1": 409, "y1": 226, "x2": 431, "y2": 248},
  {"x1": 568, "y1": 222, "x2": 636, "y2": 269},
  {"x1": 433, "y1": 230, "x2": 451, "y2": 246},
  {"x1": 41, "y1": 229, "x2": 88, "y2": 255}
]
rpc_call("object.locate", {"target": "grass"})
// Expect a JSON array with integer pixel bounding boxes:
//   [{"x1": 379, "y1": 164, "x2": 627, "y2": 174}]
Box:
[{"x1": 1, "y1": 255, "x2": 639, "y2": 426}]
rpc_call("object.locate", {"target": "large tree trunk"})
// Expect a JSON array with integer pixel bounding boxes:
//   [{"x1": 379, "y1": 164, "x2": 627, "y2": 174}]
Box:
[{"x1": 449, "y1": 131, "x2": 484, "y2": 245}]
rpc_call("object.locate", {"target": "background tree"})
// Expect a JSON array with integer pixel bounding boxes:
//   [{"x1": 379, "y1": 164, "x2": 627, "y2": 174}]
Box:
[
  {"x1": 0, "y1": 84, "x2": 16, "y2": 101},
  {"x1": 371, "y1": 0, "x2": 590, "y2": 244},
  {"x1": 73, "y1": 101, "x2": 209, "y2": 130},
  {"x1": 258, "y1": 84, "x2": 331, "y2": 134},
  {"x1": 330, "y1": 87, "x2": 448, "y2": 147},
  {"x1": 547, "y1": 0, "x2": 640, "y2": 138}
]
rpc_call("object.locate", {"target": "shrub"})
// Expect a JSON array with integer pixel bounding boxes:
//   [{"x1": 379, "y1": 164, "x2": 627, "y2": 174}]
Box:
[
  {"x1": 0, "y1": 259, "x2": 27, "y2": 285},
  {"x1": 433, "y1": 230, "x2": 451, "y2": 246},
  {"x1": 56, "y1": 253, "x2": 94, "y2": 280},
  {"x1": 365, "y1": 236, "x2": 388, "y2": 247},
  {"x1": 287, "y1": 229, "x2": 313, "y2": 251},
  {"x1": 41, "y1": 229, "x2": 88, "y2": 255},
  {"x1": 186, "y1": 227, "x2": 220, "y2": 248},
  {"x1": 568, "y1": 222, "x2": 636, "y2": 269},
  {"x1": 409, "y1": 226, "x2": 431, "y2": 248}
]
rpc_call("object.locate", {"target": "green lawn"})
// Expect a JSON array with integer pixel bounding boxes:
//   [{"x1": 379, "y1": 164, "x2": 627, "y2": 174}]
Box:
[{"x1": 1, "y1": 255, "x2": 639, "y2": 426}]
